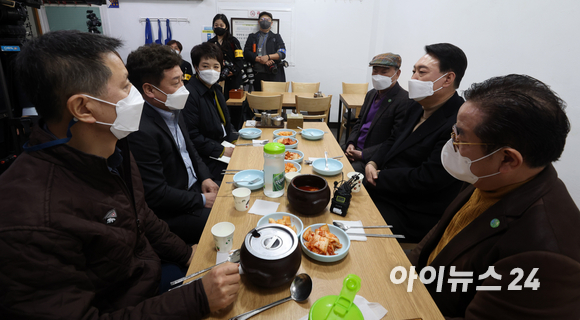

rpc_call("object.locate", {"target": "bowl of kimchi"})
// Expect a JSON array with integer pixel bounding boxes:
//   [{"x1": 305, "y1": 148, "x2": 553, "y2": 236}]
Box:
[{"x1": 300, "y1": 223, "x2": 350, "y2": 262}]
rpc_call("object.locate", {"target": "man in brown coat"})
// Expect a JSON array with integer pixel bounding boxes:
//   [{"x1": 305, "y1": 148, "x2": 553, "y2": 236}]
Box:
[
  {"x1": 408, "y1": 74, "x2": 580, "y2": 319},
  {"x1": 0, "y1": 30, "x2": 239, "y2": 319}
]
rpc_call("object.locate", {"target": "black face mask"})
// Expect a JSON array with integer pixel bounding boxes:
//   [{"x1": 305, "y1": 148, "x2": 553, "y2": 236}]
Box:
[
  {"x1": 259, "y1": 20, "x2": 271, "y2": 30},
  {"x1": 214, "y1": 27, "x2": 226, "y2": 36}
]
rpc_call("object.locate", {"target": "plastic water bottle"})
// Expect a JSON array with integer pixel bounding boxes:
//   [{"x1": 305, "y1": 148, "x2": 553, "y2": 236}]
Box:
[{"x1": 263, "y1": 142, "x2": 285, "y2": 198}]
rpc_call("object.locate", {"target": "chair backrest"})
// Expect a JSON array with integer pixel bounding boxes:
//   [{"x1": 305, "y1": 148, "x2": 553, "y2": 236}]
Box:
[
  {"x1": 261, "y1": 81, "x2": 290, "y2": 92},
  {"x1": 295, "y1": 95, "x2": 332, "y2": 121},
  {"x1": 246, "y1": 93, "x2": 284, "y2": 117},
  {"x1": 291, "y1": 82, "x2": 320, "y2": 93},
  {"x1": 342, "y1": 82, "x2": 368, "y2": 94}
]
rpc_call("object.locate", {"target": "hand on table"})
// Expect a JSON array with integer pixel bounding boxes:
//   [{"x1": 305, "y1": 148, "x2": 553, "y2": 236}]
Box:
[
  {"x1": 224, "y1": 147, "x2": 234, "y2": 158},
  {"x1": 201, "y1": 262, "x2": 241, "y2": 313},
  {"x1": 365, "y1": 164, "x2": 379, "y2": 187}
]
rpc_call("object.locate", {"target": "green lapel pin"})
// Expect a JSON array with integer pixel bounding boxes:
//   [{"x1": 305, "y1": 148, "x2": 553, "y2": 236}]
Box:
[{"x1": 490, "y1": 218, "x2": 500, "y2": 228}]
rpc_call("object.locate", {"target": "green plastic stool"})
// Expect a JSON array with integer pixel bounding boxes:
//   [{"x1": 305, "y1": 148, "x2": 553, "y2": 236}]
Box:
[{"x1": 309, "y1": 274, "x2": 364, "y2": 320}]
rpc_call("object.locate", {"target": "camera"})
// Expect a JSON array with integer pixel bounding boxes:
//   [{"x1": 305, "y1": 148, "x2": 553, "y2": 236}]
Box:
[
  {"x1": 219, "y1": 60, "x2": 236, "y2": 82},
  {"x1": 267, "y1": 60, "x2": 289, "y2": 75},
  {"x1": 86, "y1": 10, "x2": 102, "y2": 34}
]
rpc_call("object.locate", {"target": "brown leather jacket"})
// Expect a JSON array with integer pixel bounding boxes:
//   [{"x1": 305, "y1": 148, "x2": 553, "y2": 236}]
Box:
[{"x1": 0, "y1": 125, "x2": 210, "y2": 319}]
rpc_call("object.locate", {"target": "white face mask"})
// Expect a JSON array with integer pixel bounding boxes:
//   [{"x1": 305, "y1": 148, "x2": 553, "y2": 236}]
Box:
[
  {"x1": 83, "y1": 85, "x2": 144, "y2": 140},
  {"x1": 151, "y1": 84, "x2": 189, "y2": 110},
  {"x1": 198, "y1": 69, "x2": 220, "y2": 86},
  {"x1": 440, "y1": 138, "x2": 504, "y2": 184},
  {"x1": 408, "y1": 73, "x2": 448, "y2": 101},
  {"x1": 372, "y1": 73, "x2": 396, "y2": 91}
]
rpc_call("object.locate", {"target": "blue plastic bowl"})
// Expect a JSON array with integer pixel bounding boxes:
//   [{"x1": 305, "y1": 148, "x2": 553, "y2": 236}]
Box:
[
  {"x1": 273, "y1": 129, "x2": 297, "y2": 139},
  {"x1": 275, "y1": 136, "x2": 299, "y2": 149},
  {"x1": 284, "y1": 149, "x2": 304, "y2": 163},
  {"x1": 300, "y1": 223, "x2": 350, "y2": 262},
  {"x1": 233, "y1": 169, "x2": 264, "y2": 190},
  {"x1": 238, "y1": 128, "x2": 262, "y2": 140},
  {"x1": 312, "y1": 158, "x2": 343, "y2": 176},
  {"x1": 301, "y1": 129, "x2": 325, "y2": 141}
]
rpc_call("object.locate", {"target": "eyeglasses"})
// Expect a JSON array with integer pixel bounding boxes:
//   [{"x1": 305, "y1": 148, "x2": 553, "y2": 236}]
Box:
[{"x1": 450, "y1": 124, "x2": 494, "y2": 152}]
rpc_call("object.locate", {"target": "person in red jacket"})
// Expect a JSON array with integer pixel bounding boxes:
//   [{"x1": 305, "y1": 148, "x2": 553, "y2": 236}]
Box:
[{"x1": 0, "y1": 30, "x2": 239, "y2": 319}]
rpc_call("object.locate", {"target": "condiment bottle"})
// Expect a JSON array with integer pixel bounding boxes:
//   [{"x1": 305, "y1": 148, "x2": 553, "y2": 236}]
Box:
[{"x1": 263, "y1": 142, "x2": 285, "y2": 198}]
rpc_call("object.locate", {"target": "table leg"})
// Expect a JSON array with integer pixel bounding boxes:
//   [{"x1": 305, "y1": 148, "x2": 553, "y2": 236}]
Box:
[
  {"x1": 337, "y1": 98, "x2": 343, "y2": 140},
  {"x1": 346, "y1": 107, "x2": 352, "y2": 139}
]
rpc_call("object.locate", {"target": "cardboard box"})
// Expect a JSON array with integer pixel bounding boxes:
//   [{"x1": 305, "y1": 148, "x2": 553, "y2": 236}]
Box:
[{"x1": 286, "y1": 113, "x2": 303, "y2": 129}]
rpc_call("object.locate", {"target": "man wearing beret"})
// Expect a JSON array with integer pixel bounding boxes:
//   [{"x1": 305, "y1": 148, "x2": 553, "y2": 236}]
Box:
[{"x1": 344, "y1": 53, "x2": 413, "y2": 174}]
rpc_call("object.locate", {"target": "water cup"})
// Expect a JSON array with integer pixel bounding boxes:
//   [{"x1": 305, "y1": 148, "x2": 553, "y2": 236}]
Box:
[
  {"x1": 211, "y1": 222, "x2": 235, "y2": 253},
  {"x1": 232, "y1": 187, "x2": 251, "y2": 211},
  {"x1": 347, "y1": 172, "x2": 364, "y2": 193}
]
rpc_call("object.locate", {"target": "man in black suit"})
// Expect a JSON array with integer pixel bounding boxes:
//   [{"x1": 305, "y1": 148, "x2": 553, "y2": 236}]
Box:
[
  {"x1": 126, "y1": 44, "x2": 218, "y2": 245},
  {"x1": 365, "y1": 43, "x2": 468, "y2": 243},
  {"x1": 344, "y1": 52, "x2": 412, "y2": 174}
]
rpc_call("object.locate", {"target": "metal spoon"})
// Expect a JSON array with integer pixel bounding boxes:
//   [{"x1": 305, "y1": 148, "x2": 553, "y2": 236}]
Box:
[
  {"x1": 169, "y1": 249, "x2": 241, "y2": 289},
  {"x1": 297, "y1": 126, "x2": 313, "y2": 136},
  {"x1": 324, "y1": 151, "x2": 329, "y2": 171},
  {"x1": 229, "y1": 273, "x2": 313, "y2": 320},
  {"x1": 333, "y1": 221, "x2": 393, "y2": 231}
]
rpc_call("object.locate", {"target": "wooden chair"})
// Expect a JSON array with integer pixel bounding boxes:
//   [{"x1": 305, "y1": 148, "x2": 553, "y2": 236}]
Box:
[
  {"x1": 261, "y1": 81, "x2": 290, "y2": 92},
  {"x1": 339, "y1": 82, "x2": 368, "y2": 142},
  {"x1": 246, "y1": 93, "x2": 284, "y2": 118},
  {"x1": 295, "y1": 95, "x2": 332, "y2": 122},
  {"x1": 291, "y1": 81, "x2": 320, "y2": 93}
]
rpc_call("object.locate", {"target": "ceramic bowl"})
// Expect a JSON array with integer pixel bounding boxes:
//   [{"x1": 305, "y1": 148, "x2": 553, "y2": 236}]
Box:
[
  {"x1": 284, "y1": 149, "x2": 304, "y2": 163},
  {"x1": 287, "y1": 174, "x2": 331, "y2": 215},
  {"x1": 273, "y1": 129, "x2": 297, "y2": 139},
  {"x1": 312, "y1": 158, "x2": 343, "y2": 176},
  {"x1": 300, "y1": 223, "x2": 350, "y2": 262},
  {"x1": 284, "y1": 160, "x2": 302, "y2": 173},
  {"x1": 285, "y1": 172, "x2": 302, "y2": 184},
  {"x1": 233, "y1": 169, "x2": 264, "y2": 190},
  {"x1": 257, "y1": 212, "x2": 304, "y2": 235},
  {"x1": 238, "y1": 128, "x2": 262, "y2": 140},
  {"x1": 275, "y1": 136, "x2": 299, "y2": 149},
  {"x1": 301, "y1": 128, "x2": 325, "y2": 141}
]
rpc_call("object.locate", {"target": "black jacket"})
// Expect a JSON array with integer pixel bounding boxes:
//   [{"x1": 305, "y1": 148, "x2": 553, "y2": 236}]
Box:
[
  {"x1": 127, "y1": 103, "x2": 213, "y2": 220},
  {"x1": 208, "y1": 35, "x2": 244, "y2": 93},
  {"x1": 408, "y1": 165, "x2": 580, "y2": 319},
  {"x1": 346, "y1": 82, "x2": 412, "y2": 161},
  {"x1": 243, "y1": 30, "x2": 286, "y2": 81},
  {"x1": 182, "y1": 76, "x2": 238, "y2": 159},
  {"x1": 368, "y1": 92, "x2": 465, "y2": 237}
]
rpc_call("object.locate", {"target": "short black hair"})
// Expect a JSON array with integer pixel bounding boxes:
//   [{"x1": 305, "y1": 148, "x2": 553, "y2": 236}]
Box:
[
  {"x1": 126, "y1": 44, "x2": 182, "y2": 95},
  {"x1": 166, "y1": 40, "x2": 182, "y2": 52},
  {"x1": 465, "y1": 74, "x2": 570, "y2": 168},
  {"x1": 15, "y1": 30, "x2": 122, "y2": 123},
  {"x1": 190, "y1": 42, "x2": 223, "y2": 68},
  {"x1": 259, "y1": 11, "x2": 273, "y2": 20},
  {"x1": 425, "y1": 43, "x2": 467, "y2": 89},
  {"x1": 213, "y1": 14, "x2": 231, "y2": 32}
]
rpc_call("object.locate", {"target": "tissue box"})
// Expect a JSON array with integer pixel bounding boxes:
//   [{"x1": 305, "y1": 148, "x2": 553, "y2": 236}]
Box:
[
  {"x1": 287, "y1": 113, "x2": 303, "y2": 129},
  {"x1": 229, "y1": 89, "x2": 244, "y2": 99}
]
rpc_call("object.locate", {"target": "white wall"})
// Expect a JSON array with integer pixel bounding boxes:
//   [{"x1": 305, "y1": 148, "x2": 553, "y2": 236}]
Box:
[{"x1": 98, "y1": 0, "x2": 579, "y2": 204}]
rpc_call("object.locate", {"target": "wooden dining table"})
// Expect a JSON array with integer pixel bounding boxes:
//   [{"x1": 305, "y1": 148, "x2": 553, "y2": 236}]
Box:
[
  {"x1": 186, "y1": 122, "x2": 444, "y2": 320},
  {"x1": 226, "y1": 91, "x2": 321, "y2": 108}
]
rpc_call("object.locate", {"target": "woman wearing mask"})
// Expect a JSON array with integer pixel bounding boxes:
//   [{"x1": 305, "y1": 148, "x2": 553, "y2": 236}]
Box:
[
  {"x1": 167, "y1": 40, "x2": 193, "y2": 85},
  {"x1": 182, "y1": 42, "x2": 238, "y2": 179},
  {"x1": 207, "y1": 14, "x2": 244, "y2": 100}
]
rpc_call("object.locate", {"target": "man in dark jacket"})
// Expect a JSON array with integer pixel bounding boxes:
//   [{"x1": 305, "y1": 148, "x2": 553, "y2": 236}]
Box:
[
  {"x1": 365, "y1": 43, "x2": 467, "y2": 242},
  {"x1": 344, "y1": 52, "x2": 412, "y2": 174},
  {"x1": 183, "y1": 42, "x2": 239, "y2": 179},
  {"x1": 408, "y1": 74, "x2": 580, "y2": 319},
  {"x1": 243, "y1": 11, "x2": 286, "y2": 91},
  {"x1": 126, "y1": 44, "x2": 218, "y2": 245},
  {"x1": 0, "y1": 30, "x2": 240, "y2": 319}
]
